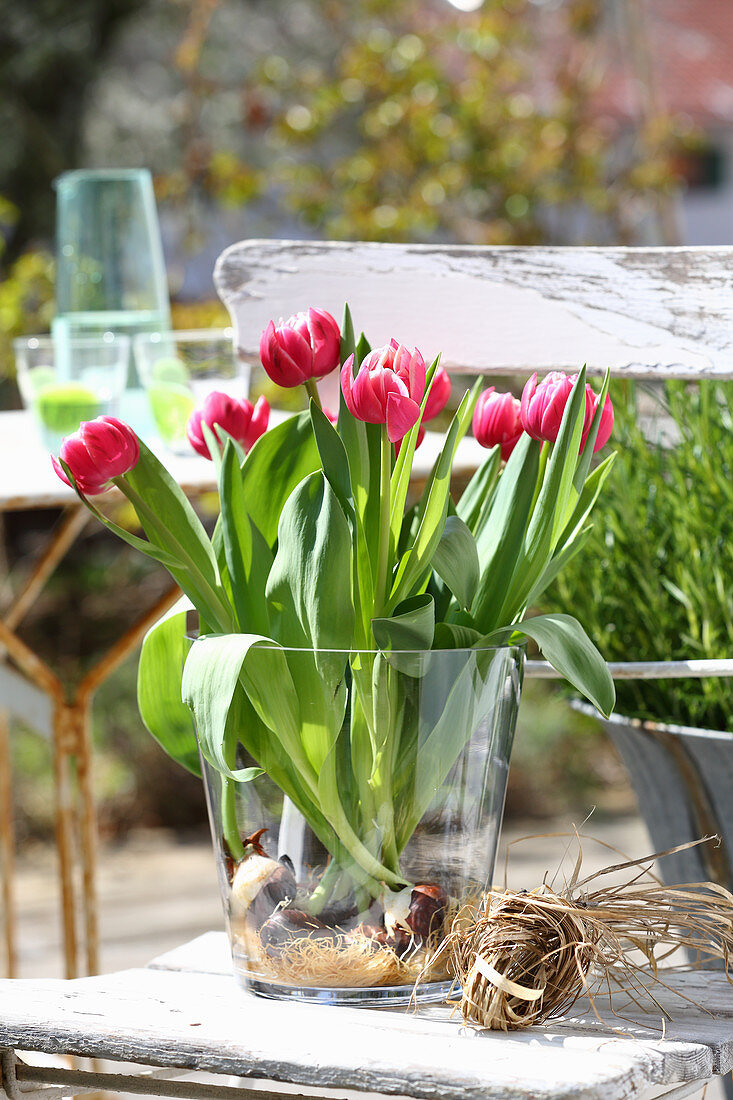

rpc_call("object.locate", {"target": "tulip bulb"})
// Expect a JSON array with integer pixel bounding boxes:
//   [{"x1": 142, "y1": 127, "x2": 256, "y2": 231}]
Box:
[
  {"x1": 230, "y1": 854, "x2": 297, "y2": 928},
  {"x1": 231, "y1": 854, "x2": 281, "y2": 913}
]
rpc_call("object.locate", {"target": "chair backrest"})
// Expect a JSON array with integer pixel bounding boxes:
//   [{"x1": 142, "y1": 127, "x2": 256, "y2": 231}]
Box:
[{"x1": 214, "y1": 240, "x2": 733, "y2": 380}]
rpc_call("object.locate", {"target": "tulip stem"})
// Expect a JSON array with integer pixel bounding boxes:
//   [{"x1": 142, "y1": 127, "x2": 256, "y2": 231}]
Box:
[
  {"x1": 374, "y1": 425, "x2": 392, "y2": 619},
  {"x1": 304, "y1": 378, "x2": 322, "y2": 410},
  {"x1": 222, "y1": 778, "x2": 245, "y2": 861}
]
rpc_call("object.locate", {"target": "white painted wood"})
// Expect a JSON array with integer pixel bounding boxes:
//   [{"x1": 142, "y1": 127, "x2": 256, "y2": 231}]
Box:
[
  {"x1": 0, "y1": 411, "x2": 483, "y2": 513},
  {"x1": 214, "y1": 241, "x2": 733, "y2": 380},
  {"x1": 0, "y1": 961, "x2": 729, "y2": 1100},
  {"x1": 149, "y1": 932, "x2": 232, "y2": 976},
  {"x1": 526, "y1": 661, "x2": 733, "y2": 681}
]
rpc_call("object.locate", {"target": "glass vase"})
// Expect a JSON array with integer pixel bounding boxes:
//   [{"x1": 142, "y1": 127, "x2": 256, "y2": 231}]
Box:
[{"x1": 198, "y1": 643, "x2": 524, "y2": 1006}]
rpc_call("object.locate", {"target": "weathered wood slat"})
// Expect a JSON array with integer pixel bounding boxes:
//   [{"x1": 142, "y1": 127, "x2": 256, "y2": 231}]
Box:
[
  {"x1": 215, "y1": 241, "x2": 733, "y2": 379},
  {"x1": 527, "y1": 661, "x2": 733, "y2": 681},
  {"x1": 0, "y1": 961, "x2": 729, "y2": 1100}
]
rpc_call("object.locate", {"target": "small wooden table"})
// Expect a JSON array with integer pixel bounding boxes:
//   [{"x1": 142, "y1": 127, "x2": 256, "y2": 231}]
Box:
[{"x1": 0, "y1": 931, "x2": 731, "y2": 1100}]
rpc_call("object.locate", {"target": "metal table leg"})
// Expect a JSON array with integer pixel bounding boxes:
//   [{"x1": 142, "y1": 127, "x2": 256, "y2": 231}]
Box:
[{"x1": 0, "y1": 554, "x2": 180, "y2": 979}]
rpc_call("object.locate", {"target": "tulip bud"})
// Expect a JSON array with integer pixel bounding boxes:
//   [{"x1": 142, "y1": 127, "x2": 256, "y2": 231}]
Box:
[
  {"x1": 341, "y1": 339, "x2": 426, "y2": 443},
  {"x1": 423, "y1": 364, "x2": 451, "y2": 423},
  {"x1": 520, "y1": 371, "x2": 613, "y2": 454},
  {"x1": 186, "y1": 392, "x2": 269, "y2": 460},
  {"x1": 394, "y1": 364, "x2": 451, "y2": 456},
  {"x1": 52, "y1": 416, "x2": 140, "y2": 496},
  {"x1": 520, "y1": 371, "x2": 577, "y2": 446},
  {"x1": 472, "y1": 389, "x2": 523, "y2": 462},
  {"x1": 581, "y1": 386, "x2": 614, "y2": 453},
  {"x1": 259, "y1": 308, "x2": 341, "y2": 388}
]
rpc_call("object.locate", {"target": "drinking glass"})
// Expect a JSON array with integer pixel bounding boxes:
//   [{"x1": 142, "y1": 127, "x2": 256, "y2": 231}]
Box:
[
  {"x1": 15, "y1": 334, "x2": 130, "y2": 452},
  {"x1": 134, "y1": 329, "x2": 249, "y2": 453}
]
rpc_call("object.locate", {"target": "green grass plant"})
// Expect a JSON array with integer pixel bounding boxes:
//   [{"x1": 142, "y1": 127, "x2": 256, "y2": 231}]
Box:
[{"x1": 549, "y1": 379, "x2": 733, "y2": 731}]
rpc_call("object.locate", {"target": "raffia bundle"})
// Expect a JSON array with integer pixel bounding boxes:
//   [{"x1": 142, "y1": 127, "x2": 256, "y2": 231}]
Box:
[{"x1": 425, "y1": 836, "x2": 733, "y2": 1030}]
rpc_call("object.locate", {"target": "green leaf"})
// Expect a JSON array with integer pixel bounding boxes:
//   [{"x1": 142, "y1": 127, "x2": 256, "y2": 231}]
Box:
[
  {"x1": 137, "y1": 597, "x2": 200, "y2": 776},
  {"x1": 494, "y1": 370, "x2": 589, "y2": 626},
  {"x1": 526, "y1": 523, "x2": 594, "y2": 606},
  {"x1": 337, "y1": 342, "x2": 373, "y2": 539},
  {"x1": 431, "y1": 515, "x2": 479, "y2": 612},
  {"x1": 570, "y1": 368, "x2": 611, "y2": 501},
  {"x1": 124, "y1": 439, "x2": 222, "y2": 583},
  {"x1": 372, "y1": 593, "x2": 435, "y2": 675},
  {"x1": 266, "y1": 471, "x2": 354, "y2": 651},
  {"x1": 219, "y1": 440, "x2": 253, "y2": 631},
  {"x1": 395, "y1": 647, "x2": 513, "y2": 848},
  {"x1": 340, "y1": 302, "x2": 356, "y2": 365},
  {"x1": 310, "y1": 400, "x2": 354, "y2": 521},
  {"x1": 120, "y1": 440, "x2": 233, "y2": 630},
  {"x1": 457, "y1": 445, "x2": 501, "y2": 533},
  {"x1": 239, "y1": 411, "x2": 320, "y2": 547},
  {"x1": 355, "y1": 332, "x2": 372, "y2": 362},
  {"x1": 64, "y1": 449, "x2": 232, "y2": 631},
  {"x1": 470, "y1": 433, "x2": 541, "y2": 632},
  {"x1": 389, "y1": 355, "x2": 441, "y2": 556},
  {"x1": 489, "y1": 612, "x2": 615, "y2": 717},
  {"x1": 433, "y1": 622, "x2": 482, "y2": 649},
  {"x1": 182, "y1": 632, "x2": 281, "y2": 781},
  {"x1": 390, "y1": 381, "x2": 480, "y2": 608},
  {"x1": 215, "y1": 445, "x2": 273, "y2": 635},
  {"x1": 557, "y1": 451, "x2": 616, "y2": 551},
  {"x1": 59, "y1": 459, "x2": 180, "y2": 569}
]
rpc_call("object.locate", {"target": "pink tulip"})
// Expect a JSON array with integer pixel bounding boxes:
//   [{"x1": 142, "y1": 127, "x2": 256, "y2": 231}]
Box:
[
  {"x1": 422, "y1": 364, "x2": 451, "y2": 423},
  {"x1": 520, "y1": 371, "x2": 613, "y2": 454},
  {"x1": 52, "y1": 416, "x2": 140, "y2": 496},
  {"x1": 341, "y1": 339, "x2": 426, "y2": 444},
  {"x1": 259, "y1": 308, "x2": 341, "y2": 388},
  {"x1": 394, "y1": 365, "x2": 452, "y2": 455},
  {"x1": 472, "y1": 389, "x2": 523, "y2": 462},
  {"x1": 186, "y1": 392, "x2": 270, "y2": 460},
  {"x1": 581, "y1": 386, "x2": 614, "y2": 453}
]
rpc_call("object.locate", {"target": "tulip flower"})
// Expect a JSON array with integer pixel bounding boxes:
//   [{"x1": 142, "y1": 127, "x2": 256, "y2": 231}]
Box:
[
  {"x1": 186, "y1": 392, "x2": 270, "y2": 460},
  {"x1": 52, "y1": 416, "x2": 140, "y2": 496},
  {"x1": 341, "y1": 339, "x2": 426, "y2": 444},
  {"x1": 423, "y1": 364, "x2": 452, "y2": 423},
  {"x1": 520, "y1": 371, "x2": 613, "y2": 454},
  {"x1": 581, "y1": 386, "x2": 614, "y2": 453},
  {"x1": 472, "y1": 389, "x2": 523, "y2": 462},
  {"x1": 394, "y1": 363, "x2": 452, "y2": 455},
  {"x1": 259, "y1": 308, "x2": 341, "y2": 389}
]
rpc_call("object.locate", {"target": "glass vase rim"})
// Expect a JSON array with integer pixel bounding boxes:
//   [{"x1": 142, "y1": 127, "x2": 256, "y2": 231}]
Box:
[{"x1": 185, "y1": 632, "x2": 527, "y2": 656}]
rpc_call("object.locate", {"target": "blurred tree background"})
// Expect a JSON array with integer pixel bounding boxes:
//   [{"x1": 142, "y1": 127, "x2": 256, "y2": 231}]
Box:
[
  {"x1": 0, "y1": 0, "x2": 687, "y2": 383},
  {"x1": 1, "y1": 0, "x2": 685, "y2": 840}
]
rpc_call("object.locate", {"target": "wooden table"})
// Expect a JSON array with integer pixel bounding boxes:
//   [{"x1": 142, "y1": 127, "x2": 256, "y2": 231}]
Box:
[{"x1": 0, "y1": 931, "x2": 731, "y2": 1100}]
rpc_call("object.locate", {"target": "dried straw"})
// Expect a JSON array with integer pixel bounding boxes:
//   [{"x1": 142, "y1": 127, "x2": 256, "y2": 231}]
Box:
[
  {"x1": 232, "y1": 904, "x2": 462, "y2": 989},
  {"x1": 425, "y1": 836, "x2": 733, "y2": 1030}
]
